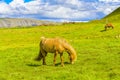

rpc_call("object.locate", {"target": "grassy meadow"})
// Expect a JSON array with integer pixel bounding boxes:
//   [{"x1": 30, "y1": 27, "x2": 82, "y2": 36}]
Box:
[{"x1": 0, "y1": 22, "x2": 120, "y2": 80}]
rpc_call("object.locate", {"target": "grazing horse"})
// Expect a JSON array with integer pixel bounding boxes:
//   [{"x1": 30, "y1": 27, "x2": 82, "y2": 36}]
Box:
[
  {"x1": 105, "y1": 23, "x2": 114, "y2": 31},
  {"x1": 35, "y1": 37, "x2": 77, "y2": 66}
]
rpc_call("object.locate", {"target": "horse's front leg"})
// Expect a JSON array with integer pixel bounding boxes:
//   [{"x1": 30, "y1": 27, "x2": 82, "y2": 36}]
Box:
[
  {"x1": 111, "y1": 26, "x2": 114, "y2": 29},
  {"x1": 43, "y1": 57, "x2": 46, "y2": 65},
  {"x1": 60, "y1": 53, "x2": 64, "y2": 67},
  {"x1": 53, "y1": 51, "x2": 58, "y2": 66}
]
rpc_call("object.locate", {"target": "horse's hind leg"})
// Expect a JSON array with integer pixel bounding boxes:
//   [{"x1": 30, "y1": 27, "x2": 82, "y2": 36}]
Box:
[
  {"x1": 53, "y1": 52, "x2": 58, "y2": 66},
  {"x1": 42, "y1": 51, "x2": 47, "y2": 65},
  {"x1": 60, "y1": 53, "x2": 64, "y2": 67}
]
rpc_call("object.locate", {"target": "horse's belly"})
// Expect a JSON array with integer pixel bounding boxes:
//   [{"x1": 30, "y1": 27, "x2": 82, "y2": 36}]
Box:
[{"x1": 43, "y1": 45, "x2": 56, "y2": 53}]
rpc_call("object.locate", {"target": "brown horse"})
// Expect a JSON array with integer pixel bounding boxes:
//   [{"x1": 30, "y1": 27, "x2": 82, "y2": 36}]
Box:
[
  {"x1": 105, "y1": 23, "x2": 114, "y2": 31},
  {"x1": 35, "y1": 37, "x2": 77, "y2": 66}
]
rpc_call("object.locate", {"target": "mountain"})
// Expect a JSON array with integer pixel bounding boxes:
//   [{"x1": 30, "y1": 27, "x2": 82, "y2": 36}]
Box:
[
  {"x1": 0, "y1": 18, "x2": 56, "y2": 28},
  {"x1": 104, "y1": 7, "x2": 120, "y2": 18},
  {"x1": 102, "y1": 7, "x2": 120, "y2": 22}
]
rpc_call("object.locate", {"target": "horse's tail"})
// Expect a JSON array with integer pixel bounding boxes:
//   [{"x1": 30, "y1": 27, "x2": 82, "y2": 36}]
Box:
[
  {"x1": 34, "y1": 37, "x2": 45, "y2": 61},
  {"x1": 34, "y1": 50, "x2": 43, "y2": 61}
]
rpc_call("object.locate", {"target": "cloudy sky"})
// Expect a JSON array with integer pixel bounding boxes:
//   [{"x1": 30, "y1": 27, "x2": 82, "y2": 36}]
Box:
[{"x1": 0, "y1": 0, "x2": 120, "y2": 22}]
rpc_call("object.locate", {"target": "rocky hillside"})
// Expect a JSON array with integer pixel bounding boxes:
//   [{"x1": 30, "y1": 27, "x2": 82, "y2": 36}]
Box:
[{"x1": 0, "y1": 18, "x2": 55, "y2": 28}]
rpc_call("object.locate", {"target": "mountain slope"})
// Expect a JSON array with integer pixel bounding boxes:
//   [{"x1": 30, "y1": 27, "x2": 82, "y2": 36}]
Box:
[
  {"x1": 0, "y1": 18, "x2": 55, "y2": 28},
  {"x1": 104, "y1": 7, "x2": 120, "y2": 19},
  {"x1": 102, "y1": 7, "x2": 120, "y2": 22}
]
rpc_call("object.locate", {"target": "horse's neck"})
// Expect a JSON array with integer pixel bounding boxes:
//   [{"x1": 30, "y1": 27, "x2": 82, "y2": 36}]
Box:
[{"x1": 64, "y1": 43, "x2": 74, "y2": 54}]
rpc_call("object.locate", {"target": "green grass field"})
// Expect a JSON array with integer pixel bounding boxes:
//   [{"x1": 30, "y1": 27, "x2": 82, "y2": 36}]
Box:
[{"x1": 0, "y1": 22, "x2": 120, "y2": 80}]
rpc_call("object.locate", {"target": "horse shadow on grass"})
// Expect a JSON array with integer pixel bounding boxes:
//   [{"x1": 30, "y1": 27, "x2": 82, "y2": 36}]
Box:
[
  {"x1": 54, "y1": 62, "x2": 70, "y2": 66},
  {"x1": 26, "y1": 62, "x2": 71, "y2": 67},
  {"x1": 117, "y1": 52, "x2": 120, "y2": 54},
  {"x1": 100, "y1": 29, "x2": 106, "y2": 32},
  {"x1": 26, "y1": 63, "x2": 41, "y2": 67}
]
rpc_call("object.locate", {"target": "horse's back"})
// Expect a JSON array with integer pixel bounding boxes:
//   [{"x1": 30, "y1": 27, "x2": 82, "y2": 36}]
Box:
[
  {"x1": 40, "y1": 38, "x2": 66, "y2": 53},
  {"x1": 105, "y1": 23, "x2": 114, "y2": 27}
]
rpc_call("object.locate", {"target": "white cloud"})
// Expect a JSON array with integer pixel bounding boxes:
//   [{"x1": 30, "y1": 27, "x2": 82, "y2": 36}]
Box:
[
  {"x1": 94, "y1": 2, "x2": 120, "y2": 15},
  {"x1": 0, "y1": 2, "x2": 10, "y2": 14},
  {"x1": 49, "y1": 7, "x2": 96, "y2": 19},
  {"x1": 65, "y1": 0, "x2": 81, "y2": 6},
  {"x1": 99, "y1": 0, "x2": 120, "y2": 2},
  {"x1": 100, "y1": 7, "x2": 114, "y2": 14},
  {"x1": 0, "y1": 0, "x2": 120, "y2": 21}
]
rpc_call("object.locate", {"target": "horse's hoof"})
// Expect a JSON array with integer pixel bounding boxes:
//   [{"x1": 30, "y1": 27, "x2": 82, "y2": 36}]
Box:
[
  {"x1": 71, "y1": 62, "x2": 74, "y2": 64},
  {"x1": 43, "y1": 63, "x2": 46, "y2": 65},
  {"x1": 53, "y1": 64, "x2": 56, "y2": 66},
  {"x1": 61, "y1": 64, "x2": 64, "y2": 67}
]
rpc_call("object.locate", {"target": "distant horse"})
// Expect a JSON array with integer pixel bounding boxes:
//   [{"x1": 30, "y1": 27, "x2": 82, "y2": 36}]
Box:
[
  {"x1": 35, "y1": 37, "x2": 77, "y2": 66},
  {"x1": 105, "y1": 23, "x2": 114, "y2": 31}
]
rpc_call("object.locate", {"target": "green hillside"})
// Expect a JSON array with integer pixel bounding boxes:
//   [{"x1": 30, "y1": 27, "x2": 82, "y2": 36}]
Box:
[
  {"x1": 0, "y1": 7, "x2": 120, "y2": 80},
  {"x1": 0, "y1": 20, "x2": 120, "y2": 80},
  {"x1": 104, "y1": 7, "x2": 120, "y2": 19},
  {"x1": 102, "y1": 7, "x2": 120, "y2": 22}
]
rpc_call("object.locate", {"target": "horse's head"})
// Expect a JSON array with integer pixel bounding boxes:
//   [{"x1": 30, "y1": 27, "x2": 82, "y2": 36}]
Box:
[
  {"x1": 67, "y1": 47, "x2": 77, "y2": 64},
  {"x1": 70, "y1": 53, "x2": 77, "y2": 64}
]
